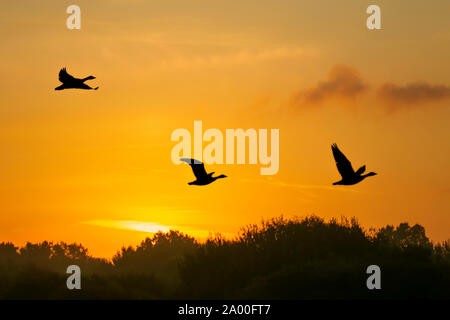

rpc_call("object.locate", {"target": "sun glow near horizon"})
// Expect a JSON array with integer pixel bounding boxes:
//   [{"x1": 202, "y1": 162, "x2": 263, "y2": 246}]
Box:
[
  {"x1": 83, "y1": 220, "x2": 174, "y2": 234},
  {"x1": 82, "y1": 219, "x2": 236, "y2": 244}
]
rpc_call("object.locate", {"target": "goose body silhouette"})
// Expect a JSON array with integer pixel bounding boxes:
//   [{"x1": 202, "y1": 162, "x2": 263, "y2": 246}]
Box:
[
  {"x1": 331, "y1": 143, "x2": 376, "y2": 185},
  {"x1": 55, "y1": 68, "x2": 98, "y2": 90},
  {"x1": 180, "y1": 158, "x2": 227, "y2": 186}
]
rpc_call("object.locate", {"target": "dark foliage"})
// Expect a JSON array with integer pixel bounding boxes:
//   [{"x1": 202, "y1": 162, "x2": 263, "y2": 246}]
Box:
[{"x1": 0, "y1": 216, "x2": 449, "y2": 299}]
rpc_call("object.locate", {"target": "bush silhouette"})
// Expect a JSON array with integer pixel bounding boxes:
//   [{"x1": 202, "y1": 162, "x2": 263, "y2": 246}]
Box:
[{"x1": 0, "y1": 215, "x2": 449, "y2": 299}]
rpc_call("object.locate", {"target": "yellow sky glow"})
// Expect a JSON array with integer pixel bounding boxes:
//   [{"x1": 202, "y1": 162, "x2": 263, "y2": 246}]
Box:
[{"x1": 1, "y1": 1, "x2": 450, "y2": 258}]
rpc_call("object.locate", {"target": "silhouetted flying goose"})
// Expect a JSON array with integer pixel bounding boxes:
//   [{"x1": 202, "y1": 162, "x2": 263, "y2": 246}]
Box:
[
  {"x1": 55, "y1": 68, "x2": 98, "y2": 90},
  {"x1": 180, "y1": 158, "x2": 227, "y2": 186},
  {"x1": 331, "y1": 143, "x2": 376, "y2": 185}
]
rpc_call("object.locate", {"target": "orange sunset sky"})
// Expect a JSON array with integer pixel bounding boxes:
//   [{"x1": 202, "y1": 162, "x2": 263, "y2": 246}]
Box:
[{"x1": 1, "y1": 1, "x2": 450, "y2": 258}]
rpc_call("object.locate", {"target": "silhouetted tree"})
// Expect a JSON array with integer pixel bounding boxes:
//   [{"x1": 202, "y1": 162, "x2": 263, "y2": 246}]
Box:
[{"x1": 0, "y1": 216, "x2": 449, "y2": 299}]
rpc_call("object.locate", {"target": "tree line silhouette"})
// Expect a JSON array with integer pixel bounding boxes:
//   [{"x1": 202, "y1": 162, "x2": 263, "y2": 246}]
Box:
[{"x1": 0, "y1": 215, "x2": 449, "y2": 299}]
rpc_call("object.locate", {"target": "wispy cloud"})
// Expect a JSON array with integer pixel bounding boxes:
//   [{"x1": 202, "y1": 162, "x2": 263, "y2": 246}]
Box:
[
  {"x1": 82, "y1": 219, "x2": 235, "y2": 240},
  {"x1": 241, "y1": 178, "x2": 360, "y2": 193},
  {"x1": 83, "y1": 220, "x2": 173, "y2": 233},
  {"x1": 290, "y1": 64, "x2": 368, "y2": 108},
  {"x1": 159, "y1": 46, "x2": 318, "y2": 69},
  {"x1": 377, "y1": 82, "x2": 450, "y2": 110},
  {"x1": 289, "y1": 64, "x2": 450, "y2": 112}
]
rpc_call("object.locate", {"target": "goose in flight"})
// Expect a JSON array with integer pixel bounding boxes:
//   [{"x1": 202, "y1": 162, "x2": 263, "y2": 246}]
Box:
[
  {"x1": 54, "y1": 68, "x2": 98, "y2": 90},
  {"x1": 180, "y1": 158, "x2": 227, "y2": 186},
  {"x1": 331, "y1": 143, "x2": 376, "y2": 185}
]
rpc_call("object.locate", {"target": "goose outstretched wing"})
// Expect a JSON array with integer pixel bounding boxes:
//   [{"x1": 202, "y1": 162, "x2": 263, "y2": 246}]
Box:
[
  {"x1": 355, "y1": 165, "x2": 366, "y2": 175},
  {"x1": 180, "y1": 158, "x2": 208, "y2": 179},
  {"x1": 331, "y1": 143, "x2": 355, "y2": 178},
  {"x1": 59, "y1": 68, "x2": 76, "y2": 83}
]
